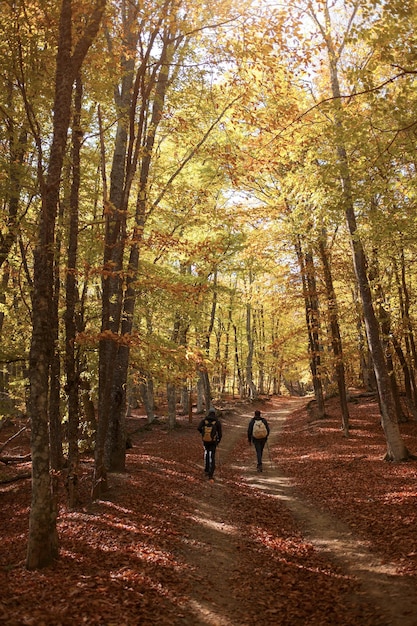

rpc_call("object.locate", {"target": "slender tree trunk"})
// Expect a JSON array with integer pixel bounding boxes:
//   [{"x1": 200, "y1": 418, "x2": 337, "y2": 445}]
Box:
[
  {"x1": 167, "y1": 382, "x2": 177, "y2": 430},
  {"x1": 64, "y1": 75, "x2": 83, "y2": 507},
  {"x1": 49, "y1": 195, "x2": 64, "y2": 472},
  {"x1": 256, "y1": 306, "x2": 266, "y2": 395},
  {"x1": 196, "y1": 375, "x2": 204, "y2": 413},
  {"x1": 180, "y1": 386, "x2": 189, "y2": 414},
  {"x1": 94, "y1": 31, "x2": 137, "y2": 493},
  {"x1": 27, "y1": 0, "x2": 73, "y2": 570},
  {"x1": 344, "y1": 205, "x2": 408, "y2": 458},
  {"x1": 246, "y1": 302, "x2": 258, "y2": 400},
  {"x1": 295, "y1": 238, "x2": 325, "y2": 417},
  {"x1": 198, "y1": 369, "x2": 211, "y2": 410},
  {"x1": 351, "y1": 285, "x2": 375, "y2": 390},
  {"x1": 103, "y1": 30, "x2": 177, "y2": 473},
  {"x1": 27, "y1": 0, "x2": 106, "y2": 568},
  {"x1": 233, "y1": 323, "x2": 243, "y2": 398},
  {"x1": 221, "y1": 308, "x2": 232, "y2": 394},
  {"x1": 395, "y1": 255, "x2": 417, "y2": 408},
  {"x1": 81, "y1": 382, "x2": 97, "y2": 449},
  {"x1": 0, "y1": 81, "x2": 27, "y2": 270},
  {"x1": 392, "y1": 336, "x2": 417, "y2": 420},
  {"x1": 378, "y1": 302, "x2": 406, "y2": 422},
  {"x1": 104, "y1": 343, "x2": 128, "y2": 471},
  {"x1": 0, "y1": 265, "x2": 10, "y2": 339},
  {"x1": 318, "y1": 2, "x2": 408, "y2": 459},
  {"x1": 318, "y1": 232, "x2": 349, "y2": 434},
  {"x1": 271, "y1": 316, "x2": 283, "y2": 395},
  {"x1": 139, "y1": 375, "x2": 156, "y2": 424},
  {"x1": 201, "y1": 269, "x2": 218, "y2": 408}
]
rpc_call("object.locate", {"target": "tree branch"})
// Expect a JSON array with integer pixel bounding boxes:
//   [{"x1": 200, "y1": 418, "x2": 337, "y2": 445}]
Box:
[{"x1": 0, "y1": 426, "x2": 27, "y2": 455}]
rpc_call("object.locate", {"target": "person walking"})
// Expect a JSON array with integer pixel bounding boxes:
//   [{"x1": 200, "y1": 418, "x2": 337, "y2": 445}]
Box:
[
  {"x1": 197, "y1": 407, "x2": 222, "y2": 481},
  {"x1": 248, "y1": 409, "x2": 270, "y2": 472}
]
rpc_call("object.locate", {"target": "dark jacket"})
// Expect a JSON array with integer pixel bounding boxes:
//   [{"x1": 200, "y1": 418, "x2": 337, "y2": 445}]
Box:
[
  {"x1": 248, "y1": 417, "x2": 270, "y2": 442},
  {"x1": 198, "y1": 415, "x2": 222, "y2": 444}
]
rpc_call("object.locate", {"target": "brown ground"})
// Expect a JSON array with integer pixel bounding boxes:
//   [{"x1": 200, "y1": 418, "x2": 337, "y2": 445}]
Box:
[{"x1": 1, "y1": 394, "x2": 417, "y2": 625}]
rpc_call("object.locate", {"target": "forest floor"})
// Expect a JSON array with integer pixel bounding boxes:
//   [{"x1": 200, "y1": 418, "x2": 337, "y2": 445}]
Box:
[{"x1": 1, "y1": 393, "x2": 417, "y2": 625}]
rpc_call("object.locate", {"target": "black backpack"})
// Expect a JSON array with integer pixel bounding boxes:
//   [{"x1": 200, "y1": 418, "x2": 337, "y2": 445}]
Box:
[{"x1": 202, "y1": 418, "x2": 217, "y2": 442}]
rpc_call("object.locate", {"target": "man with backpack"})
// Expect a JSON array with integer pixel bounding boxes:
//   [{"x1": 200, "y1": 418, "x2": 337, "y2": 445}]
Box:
[
  {"x1": 197, "y1": 407, "x2": 222, "y2": 481},
  {"x1": 248, "y1": 409, "x2": 270, "y2": 472}
]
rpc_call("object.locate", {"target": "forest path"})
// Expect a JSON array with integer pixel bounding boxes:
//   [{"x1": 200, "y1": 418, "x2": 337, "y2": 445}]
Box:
[
  {"x1": 176, "y1": 397, "x2": 417, "y2": 626},
  {"x1": 244, "y1": 398, "x2": 417, "y2": 626}
]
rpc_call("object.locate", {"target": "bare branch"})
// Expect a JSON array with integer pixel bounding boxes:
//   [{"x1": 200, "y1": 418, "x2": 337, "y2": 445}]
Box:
[{"x1": 0, "y1": 426, "x2": 27, "y2": 455}]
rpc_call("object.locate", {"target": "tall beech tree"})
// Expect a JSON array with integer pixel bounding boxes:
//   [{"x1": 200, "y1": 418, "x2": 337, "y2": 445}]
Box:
[
  {"x1": 304, "y1": 0, "x2": 409, "y2": 460},
  {"x1": 94, "y1": 0, "x2": 250, "y2": 490},
  {"x1": 94, "y1": 0, "x2": 145, "y2": 494},
  {"x1": 27, "y1": 0, "x2": 106, "y2": 570},
  {"x1": 64, "y1": 74, "x2": 83, "y2": 508},
  {"x1": 95, "y1": 0, "x2": 191, "y2": 490}
]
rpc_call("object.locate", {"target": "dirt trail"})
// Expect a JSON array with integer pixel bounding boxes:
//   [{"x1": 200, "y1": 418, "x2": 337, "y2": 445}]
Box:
[
  {"x1": 176, "y1": 412, "x2": 251, "y2": 626},
  {"x1": 178, "y1": 398, "x2": 417, "y2": 626},
  {"x1": 245, "y1": 399, "x2": 417, "y2": 626}
]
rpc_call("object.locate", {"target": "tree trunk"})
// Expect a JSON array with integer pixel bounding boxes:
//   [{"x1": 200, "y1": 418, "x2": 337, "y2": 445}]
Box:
[
  {"x1": 49, "y1": 196, "x2": 64, "y2": 472},
  {"x1": 392, "y1": 336, "x2": 417, "y2": 420},
  {"x1": 221, "y1": 306, "x2": 232, "y2": 394},
  {"x1": 246, "y1": 302, "x2": 258, "y2": 400},
  {"x1": 377, "y1": 302, "x2": 406, "y2": 422},
  {"x1": 27, "y1": 0, "x2": 73, "y2": 570},
  {"x1": 318, "y1": 232, "x2": 350, "y2": 434},
  {"x1": 81, "y1": 376, "x2": 97, "y2": 449},
  {"x1": 27, "y1": 0, "x2": 106, "y2": 558},
  {"x1": 104, "y1": 348, "x2": 128, "y2": 471},
  {"x1": 100, "y1": 26, "x2": 177, "y2": 475},
  {"x1": 395, "y1": 255, "x2": 417, "y2": 409},
  {"x1": 352, "y1": 285, "x2": 375, "y2": 390},
  {"x1": 64, "y1": 74, "x2": 83, "y2": 508},
  {"x1": 167, "y1": 382, "x2": 177, "y2": 430},
  {"x1": 94, "y1": 27, "x2": 137, "y2": 492},
  {"x1": 0, "y1": 80, "x2": 27, "y2": 270},
  {"x1": 180, "y1": 385, "x2": 189, "y2": 415},
  {"x1": 271, "y1": 315, "x2": 283, "y2": 396},
  {"x1": 319, "y1": 2, "x2": 409, "y2": 460},
  {"x1": 341, "y1": 129, "x2": 407, "y2": 460},
  {"x1": 233, "y1": 323, "x2": 243, "y2": 398},
  {"x1": 256, "y1": 306, "x2": 266, "y2": 395},
  {"x1": 196, "y1": 375, "x2": 204, "y2": 413},
  {"x1": 295, "y1": 238, "x2": 325, "y2": 417},
  {"x1": 199, "y1": 369, "x2": 212, "y2": 411},
  {"x1": 199, "y1": 269, "x2": 218, "y2": 409},
  {"x1": 139, "y1": 375, "x2": 156, "y2": 424}
]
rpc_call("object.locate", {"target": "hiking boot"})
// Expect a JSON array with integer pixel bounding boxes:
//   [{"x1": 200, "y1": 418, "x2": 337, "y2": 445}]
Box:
[{"x1": 257, "y1": 464, "x2": 263, "y2": 472}]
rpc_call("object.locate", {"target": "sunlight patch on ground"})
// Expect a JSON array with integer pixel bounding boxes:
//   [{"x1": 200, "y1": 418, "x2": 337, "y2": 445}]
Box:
[
  {"x1": 311, "y1": 535, "x2": 401, "y2": 577},
  {"x1": 382, "y1": 490, "x2": 417, "y2": 504},
  {"x1": 93, "y1": 500, "x2": 133, "y2": 515},
  {"x1": 187, "y1": 599, "x2": 236, "y2": 626},
  {"x1": 188, "y1": 515, "x2": 238, "y2": 536},
  {"x1": 245, "y1": 469, "x2": 404, "y2": 581},
  {"x1": 245, "y1": 473, "x2": 294, "y2": 499}
]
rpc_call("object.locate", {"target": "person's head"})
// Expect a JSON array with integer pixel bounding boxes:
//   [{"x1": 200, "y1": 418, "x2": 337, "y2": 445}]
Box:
[
  {"x1": 254, "y1": 410, "x2": 261, "y2": 418},
  {"x1": 208, "y1": 407, "x2": 216, "y2": 417}
]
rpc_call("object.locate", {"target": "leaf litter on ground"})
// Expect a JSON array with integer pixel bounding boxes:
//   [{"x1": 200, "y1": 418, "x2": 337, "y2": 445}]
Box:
[{"x1": 0, "y1": 393, "x2": 416, "y2": 625}]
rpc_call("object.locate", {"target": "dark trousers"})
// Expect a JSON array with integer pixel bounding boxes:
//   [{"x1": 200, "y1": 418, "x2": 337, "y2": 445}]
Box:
[
  {"x1": 253, "y1": 438, "x2": 267, "y2": 466},
  {"x1": 203, "y1": 442, "x2": 217, "y2": 477}
]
